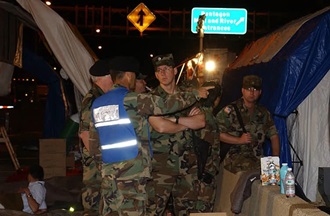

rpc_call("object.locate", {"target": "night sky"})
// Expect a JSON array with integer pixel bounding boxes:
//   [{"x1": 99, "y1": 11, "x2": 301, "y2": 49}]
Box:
[{"x1": 21, "y1": 0, "x2": 330, "y2": 79}]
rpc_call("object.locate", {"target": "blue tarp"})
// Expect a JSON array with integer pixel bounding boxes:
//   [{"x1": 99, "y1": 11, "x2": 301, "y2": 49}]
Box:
[
  {"x1": 22, "y1": 48, "x2": 65, "y2": 138},
  {"x1": 219, "y1": 8, "x2": 330, "y2": 166}
]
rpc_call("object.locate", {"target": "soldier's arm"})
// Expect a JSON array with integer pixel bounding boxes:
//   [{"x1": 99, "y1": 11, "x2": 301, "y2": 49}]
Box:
[
  {"x1": 219, "y1": 132, "x2": 250, "y2": 144},
  {"x1": 217, "y1": 104, "x2": 250, "y2": 144},
  {"x1": 78, "y1": 95, "x2": 93, "y2": 152},
  {"x1": 149, "y1": 116, "x2": 187, "y2": 134},
  {"x1": 264, "y1": 109, "x2": 280, "y2": 156},
  {"x1": 137, "y1": 86, "x2": 213, "y2": 116},
  {"x1": 176, "y1": 113, "x2": 205, "y2": 130},
  {"x1": 174, "y1": 106, "x2": 206, "y2": 130},
  {"x1": 270, "y1": 134, "x2": 280, "y2": 156}
]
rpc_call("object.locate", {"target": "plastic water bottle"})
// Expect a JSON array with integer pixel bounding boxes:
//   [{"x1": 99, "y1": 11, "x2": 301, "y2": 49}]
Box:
[
  {"x1": 280, "y1": 163, "x2": 289, "y2": 194},
  {"x1": 285, "y1": 168, "x2": 295, "y2": 198}
]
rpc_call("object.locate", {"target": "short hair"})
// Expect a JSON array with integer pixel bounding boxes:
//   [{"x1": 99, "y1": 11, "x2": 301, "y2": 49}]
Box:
[
  {"x1": 28, "y1": 164, "x2": 44, "y2": 181},
  {"x1": 110, "y1": 69, "x2": 125, "y2": 82}
]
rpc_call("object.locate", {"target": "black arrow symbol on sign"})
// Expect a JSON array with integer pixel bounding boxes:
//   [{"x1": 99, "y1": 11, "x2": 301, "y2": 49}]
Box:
[{"x1": 137, "y1": 9, "x2": 146, "y2": 26}]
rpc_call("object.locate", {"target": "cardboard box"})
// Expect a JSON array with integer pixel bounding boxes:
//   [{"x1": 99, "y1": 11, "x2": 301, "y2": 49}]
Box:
[
  {"x1": 39, "y1": 139, "x2": 67, "y2": 178},
  {"x1": 190, "y1": 213, "x2": 228, "y2": 216},
  {"x1": 40, "y1": 153, "x2": 66, "y2": 167},
  {"x1": 39, "y1": 139, "x2": 66, "y2": 154}
]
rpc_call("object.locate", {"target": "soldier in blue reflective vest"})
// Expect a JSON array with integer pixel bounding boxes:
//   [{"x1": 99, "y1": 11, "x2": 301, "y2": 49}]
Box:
[
  {"x1": 91, "y1": 56, "x2": 213, "y2": 215},
  {"x1": 79, "y1": 59, "x2": 113, "y2": 215}
]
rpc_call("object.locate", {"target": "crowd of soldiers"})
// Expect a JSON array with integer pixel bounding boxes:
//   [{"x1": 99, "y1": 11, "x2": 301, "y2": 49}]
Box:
[{"x1": 78, "y1": 53, "x2": 280, "y2": 216}]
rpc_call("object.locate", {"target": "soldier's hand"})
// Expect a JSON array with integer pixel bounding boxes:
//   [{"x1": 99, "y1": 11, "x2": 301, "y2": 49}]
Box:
[
  {"x1": 239, "y1": 133, "x2": 252, "y2": 144},
  {"x1": 197, "y1": 86, "x2": 214, "y2": 99},
  {"x1": 188, "y1": 107, "x2": 202, "y2": 116}
]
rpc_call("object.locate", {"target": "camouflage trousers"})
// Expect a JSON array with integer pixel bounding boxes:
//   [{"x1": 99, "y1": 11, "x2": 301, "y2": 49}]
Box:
[
  {"x1": 147, "y1": 150, "x2": 202, "y2": 216},
  {"x1": 191, "y1": 142, "x2": 221, "y2": 212},
  {"x1": 101, "y1": 176, "x2": 149, "y2": 216},
  {"x1": 82, "y1": 147, "x2": 102, "y2": 215},
  {"x1": 100, "y1": 143, "x2": 152, "y2": 216},
  {"x1": 192, "y1": 177, "x2": 217, "y2": 212},
  {"x1": 224, "y1": 152, "x2": 261, "y2": 174}
]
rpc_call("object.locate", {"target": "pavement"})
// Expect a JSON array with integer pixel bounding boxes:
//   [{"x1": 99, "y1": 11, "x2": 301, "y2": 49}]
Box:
[{"x1": 0, "y1": 133, "x2": 39, "y2": 183}]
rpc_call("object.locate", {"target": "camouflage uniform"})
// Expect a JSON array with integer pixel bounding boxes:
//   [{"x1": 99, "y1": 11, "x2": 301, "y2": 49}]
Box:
[
  {"x1": 147, "y1": 85, "x2": 200, "y2": 216},
  {"x1": 97, "y1": 84, "x2": 200, "y2": 216},
  {"x1": 216, "y1": 97, "x2": 278, "y2": 173},
  {"x1": 192, "y1": 106, "x2": 220, "y2": 212},
  {"x1": 79, "y1": 83, "x2": 104, "y2": 215}
]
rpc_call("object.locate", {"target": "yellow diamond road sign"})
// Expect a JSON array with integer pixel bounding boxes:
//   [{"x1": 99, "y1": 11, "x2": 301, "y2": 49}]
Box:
[{"x1": 127, "y1": 3, "x2": 156, "y2": 33}]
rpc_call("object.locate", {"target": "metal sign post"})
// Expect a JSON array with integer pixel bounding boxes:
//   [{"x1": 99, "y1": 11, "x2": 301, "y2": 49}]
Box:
[{"x1": 196, "y1": 14, "x2": 206, "y2": 52}]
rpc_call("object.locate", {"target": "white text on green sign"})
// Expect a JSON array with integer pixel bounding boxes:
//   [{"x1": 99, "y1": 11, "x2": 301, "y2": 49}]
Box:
[{"x1": 191, "y1": 7, "x2": 247, "y2": 35}]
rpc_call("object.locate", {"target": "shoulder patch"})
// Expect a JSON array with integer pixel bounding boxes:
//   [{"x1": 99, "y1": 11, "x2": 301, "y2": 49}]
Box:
[{"x1": 224, "y1": 106, "x2": 232, "y2": 114}]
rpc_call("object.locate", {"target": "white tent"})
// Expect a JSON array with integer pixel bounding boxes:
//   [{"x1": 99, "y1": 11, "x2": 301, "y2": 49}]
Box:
[{"x1": 287, "y1": 70, "x2": 330, "y2": 201}]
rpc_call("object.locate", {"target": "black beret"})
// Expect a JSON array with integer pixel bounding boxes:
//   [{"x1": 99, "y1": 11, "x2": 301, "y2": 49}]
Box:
[
  {"x1": 89, "y1": 59, "x2": 110, "y2": 77},
  {"x1": 109, "y1": 56, "x2": 140, "y2": 75}
]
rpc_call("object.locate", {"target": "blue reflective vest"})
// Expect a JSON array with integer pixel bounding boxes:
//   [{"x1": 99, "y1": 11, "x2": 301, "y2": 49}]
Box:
[{"x1": 91, "y1": 87, "x2": 138, "y2": 163}]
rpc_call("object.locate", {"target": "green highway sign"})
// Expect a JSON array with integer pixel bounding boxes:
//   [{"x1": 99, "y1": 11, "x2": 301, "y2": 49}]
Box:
[{"x1": 191, "y1": 7, "x2": 248, "y2": 35}]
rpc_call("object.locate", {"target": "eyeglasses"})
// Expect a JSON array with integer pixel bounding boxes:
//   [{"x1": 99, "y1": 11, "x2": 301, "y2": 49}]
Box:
[
  {"x1": 245, "y1": 87, "x2": 260, "y2": 92},
  {"x1": 155, "y1": 66, "x2": 172, "y2": 74}
]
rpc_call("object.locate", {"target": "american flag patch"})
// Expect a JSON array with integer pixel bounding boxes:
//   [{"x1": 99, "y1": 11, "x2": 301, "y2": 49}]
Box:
[{"x1": 224, "y1": 106, "x2": 231, "y2": 114}]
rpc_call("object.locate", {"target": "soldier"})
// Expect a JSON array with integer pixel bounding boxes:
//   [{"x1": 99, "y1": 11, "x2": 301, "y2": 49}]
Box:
[
  {"x1": 78, "y1": 59, "x2": 113, "y2": 215},
  {"x1": 91, "y1": 56, "x2": 212, "y2": 215},
  {"x1": 135, "y1": 73, "x2": 147, "y2": 93},
  {"x1": 147, "y1": 53, "x2": 208, "y2": 216},
  {"x1": 192, "y1": 81, "x2": 222, "y2": 212},
  {"x1": 216, "y1": 75, "x2": 280, "y2": 173}
]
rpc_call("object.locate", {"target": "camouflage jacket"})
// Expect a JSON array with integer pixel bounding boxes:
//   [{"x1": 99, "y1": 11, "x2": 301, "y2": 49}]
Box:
[
  {"x1": 149, "y1": 85, "x2": 194, "y2": 153},
  {"x1": 79, "y1": 83, "x2": 104, "y2": 156},
  {"x1": 216, "y1": 97, "x2": 278, "y2": 159}
]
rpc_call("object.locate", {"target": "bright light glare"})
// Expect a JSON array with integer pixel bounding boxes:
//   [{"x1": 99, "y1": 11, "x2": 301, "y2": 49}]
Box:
[
  {"x1": 69, "y1": 207, "x2": 75, "y2": 212},
  {"x1": 205, "y1": 60, "x2": 216, "y2": 72},
  {"x1": 98, "y1": 46, "x2": 102, "y2": 50},
  {"x1": 187, "y1": 60, "x2": 192, "y2": 68},
  {"x1": 45, "y1": 1, "x2": 51, "y2": 6},
  {"x1": 96, "y1": 28, "x2": 101, "y2": 33}
]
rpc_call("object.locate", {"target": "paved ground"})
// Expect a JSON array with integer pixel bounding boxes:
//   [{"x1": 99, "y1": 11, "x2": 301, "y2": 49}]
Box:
[{"x1": 0, "y1": 132, "x2": 40, "y2": 183}]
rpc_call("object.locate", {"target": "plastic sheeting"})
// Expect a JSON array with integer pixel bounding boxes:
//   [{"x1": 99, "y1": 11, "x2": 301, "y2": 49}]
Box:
[
  {"x1": 17, "y1": 0, "x2": 93, "y2": 95},
  {"x1": 287, "y1": 71, "x2": 330, "y2": 201},
  {"x1": 220, "y1": 7, "x2": 330, "y2": 201}
]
